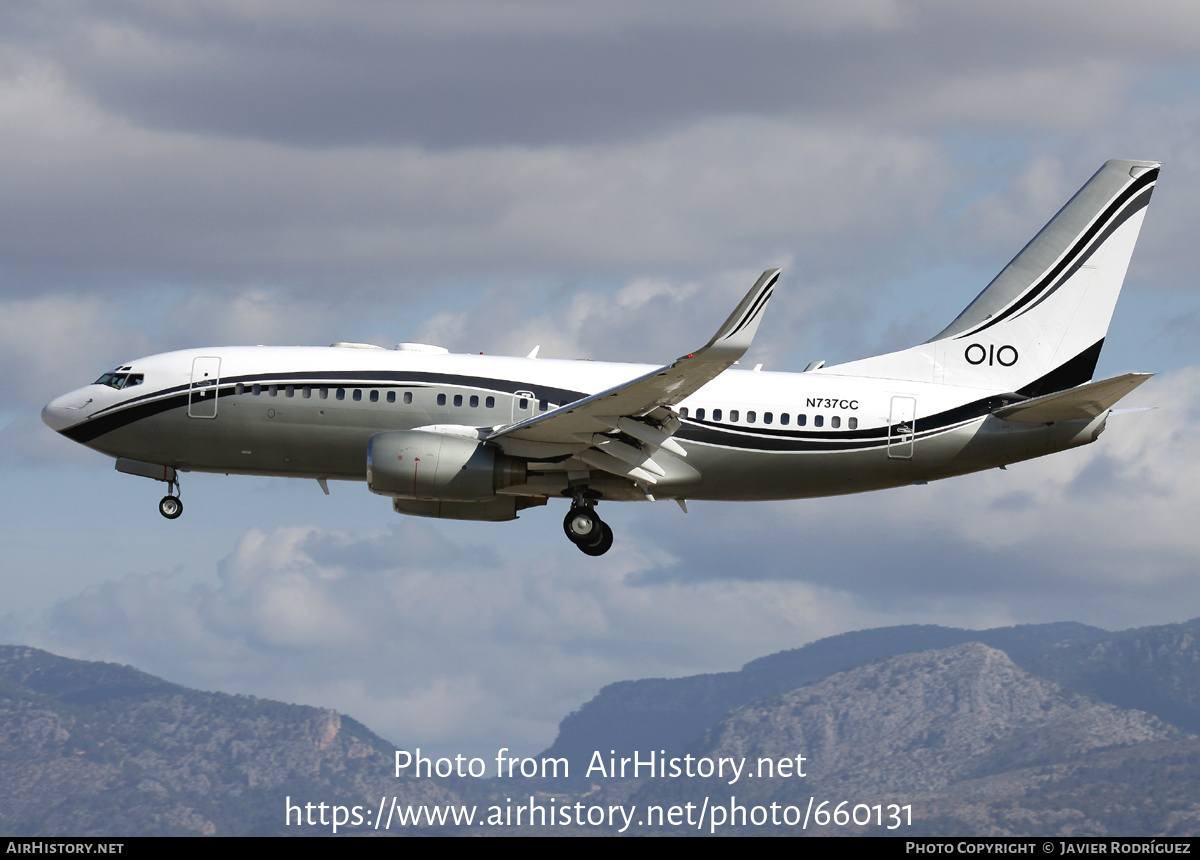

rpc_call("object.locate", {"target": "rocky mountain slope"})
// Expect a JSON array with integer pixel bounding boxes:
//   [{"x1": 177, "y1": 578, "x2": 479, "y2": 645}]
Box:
[
  {"x1": 6, "y1": 617, "x2": 1200, "y2": 836},
  {"x1": 539, "y1": 619, "x2": 1200, "y2": 775},
  {"x1": 538, "y1": 621, "x2": 1200, "y2": 836},
  {"x1": 0, "y1": 646, "x2": 457, "y2": 836},
  {"x1": 698, "y1": 643, "x2": 1182, "y2": 795}
]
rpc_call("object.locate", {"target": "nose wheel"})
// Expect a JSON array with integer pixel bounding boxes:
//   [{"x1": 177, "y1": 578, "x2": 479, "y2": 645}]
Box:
[
  {"x1": 158, "y1": 476, "x2": 183, "y2": 520},
  {"x1": 158, "y1": 495, "x2": 183, "y2": 519},
  {"x1": 563, "y1": 505, "x2": 613, "y2": 556}
]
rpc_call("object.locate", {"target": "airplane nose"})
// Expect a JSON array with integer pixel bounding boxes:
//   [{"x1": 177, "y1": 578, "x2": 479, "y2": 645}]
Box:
[
  {"x1": 42, "y1": 390, "x2": 93, "y2": 433},
  {"x1": 41, "y1": 402, "x2": 69, "y2": 432}
]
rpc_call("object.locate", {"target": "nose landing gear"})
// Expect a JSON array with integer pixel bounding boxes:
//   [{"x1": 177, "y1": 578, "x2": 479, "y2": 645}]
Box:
[
  {"x1": 563, "y1": 489, "x2": 613, "y2": 556},
  {"x1": 158, "y1": 476, "x2": 183, "y2": 520},
  {"x1": 114, "y1": 458, "x2": 184, "y2": 520},
  {"x1": 158, "y1": 494, "x2": 183, "y2": 519}
]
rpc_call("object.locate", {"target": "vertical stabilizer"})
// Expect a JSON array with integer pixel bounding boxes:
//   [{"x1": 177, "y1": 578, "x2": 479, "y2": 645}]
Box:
[{"x1": 824, "y1": 160, "x2": 1158, "y2": 394}]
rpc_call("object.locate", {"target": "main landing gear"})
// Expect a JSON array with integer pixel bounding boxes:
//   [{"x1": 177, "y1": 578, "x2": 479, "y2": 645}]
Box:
[{"x1": 563, "y1": 489, "x2": 613, "y2": 556}]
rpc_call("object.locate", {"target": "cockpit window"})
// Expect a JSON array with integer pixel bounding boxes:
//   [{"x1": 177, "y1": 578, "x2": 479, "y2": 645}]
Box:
[{"x1": 94, "y1": 371, "x2": 144, "y2": 390}]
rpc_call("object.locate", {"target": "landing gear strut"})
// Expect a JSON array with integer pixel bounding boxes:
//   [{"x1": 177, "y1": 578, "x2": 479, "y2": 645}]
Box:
[
  {"x1": 563, "y1": 489, "x2": 613, "y2": 556},
  {"x1": 158, "y1": 477, "x2": 183, "y2": 520}
]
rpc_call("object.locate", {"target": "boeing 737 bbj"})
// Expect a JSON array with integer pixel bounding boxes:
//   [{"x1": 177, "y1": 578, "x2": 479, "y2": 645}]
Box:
[{"x1": 44, "y1": 159, "x2": 1158, "y2": 555}]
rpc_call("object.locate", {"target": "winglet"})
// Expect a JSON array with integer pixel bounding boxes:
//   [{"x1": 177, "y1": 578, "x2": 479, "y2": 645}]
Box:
[
  {"x1": 487, "y1": 268, "x2": 783, "y2": 446},
  {"x1": 691, "y1": 268, "x2": 780, "y2": 363}
]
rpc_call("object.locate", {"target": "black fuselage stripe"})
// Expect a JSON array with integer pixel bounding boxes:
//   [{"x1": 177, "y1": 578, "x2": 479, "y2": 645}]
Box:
[
  {"x1": 62, "y1": 339, "x2": 1104, "y2": 451},
  {"x1": 676, "y1": 393, "x2": 1012, "y2": 452},
  {"x1": 64, "y1": 371, "x2": 591, "y2": 444}
]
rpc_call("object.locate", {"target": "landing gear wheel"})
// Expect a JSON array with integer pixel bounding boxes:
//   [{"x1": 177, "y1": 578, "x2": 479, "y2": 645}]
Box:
[
  {"x1": 564, "y1": 507, "x2": 601, "y2": 543},
  {"x1": 159, "y1": 495, "x2": 183, "y2": 519},
  {"x1": 564, "y1": 507, "x2": 613, "y2": 556},
  {"x1": 577, "y1": 521, "x2": 614, "y2": 556}
]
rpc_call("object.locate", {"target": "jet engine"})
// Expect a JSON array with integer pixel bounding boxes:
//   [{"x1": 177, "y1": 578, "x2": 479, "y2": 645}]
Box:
[{"x1": 366, "y1": 429, "x2": 526, "y2": 502}]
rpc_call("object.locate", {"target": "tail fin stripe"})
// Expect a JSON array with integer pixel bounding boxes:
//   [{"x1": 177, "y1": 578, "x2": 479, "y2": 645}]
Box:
[
  {"x1": 1017, "y1": 338, "x2": 1105, "y2": 397},
  {"x1": 953, "y1": 167, "x2": 1157, "y2": 340},
  {"x1": 1011, "y1": 184, "x2": 1155, "y2": 321}
]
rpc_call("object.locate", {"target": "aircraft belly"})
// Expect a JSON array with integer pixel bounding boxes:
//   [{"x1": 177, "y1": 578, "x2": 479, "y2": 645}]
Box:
[
  {"x1": 679, "y1": 444, "x2": 924, "y2": 500},
  {"x1": 673, "y1": 415, "x2": 1099, "y2": 502}
]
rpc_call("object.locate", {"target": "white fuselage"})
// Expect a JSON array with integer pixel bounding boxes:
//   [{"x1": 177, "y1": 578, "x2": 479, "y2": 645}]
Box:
[{"x1": 43, "y1": 344, "x2": 1105, "y2": 504}]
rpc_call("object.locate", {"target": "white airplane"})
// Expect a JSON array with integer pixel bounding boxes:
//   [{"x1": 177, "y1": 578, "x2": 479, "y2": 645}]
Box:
[{"x1": 44, "y1": 159, "x2": 1158, "y2": 556}]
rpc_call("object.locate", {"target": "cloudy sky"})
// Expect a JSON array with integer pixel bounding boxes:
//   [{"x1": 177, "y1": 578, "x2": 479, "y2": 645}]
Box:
[{"x1": 4, "y1": 1, "x2": 1200, "y2": 760}]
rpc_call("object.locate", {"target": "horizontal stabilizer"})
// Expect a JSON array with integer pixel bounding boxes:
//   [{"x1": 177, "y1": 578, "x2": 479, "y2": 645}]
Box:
[{"x1": 993, "y1": 373, "x2": 1152, "y2": 423}]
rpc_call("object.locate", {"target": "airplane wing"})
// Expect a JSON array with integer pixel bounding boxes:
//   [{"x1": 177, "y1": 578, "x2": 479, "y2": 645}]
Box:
[
  {"x1": 992, "y1": 372, "x2": 1153, "y2": 423},
  {"x1": 486, "y1": 269, "x2": 780, "y2": 481}
]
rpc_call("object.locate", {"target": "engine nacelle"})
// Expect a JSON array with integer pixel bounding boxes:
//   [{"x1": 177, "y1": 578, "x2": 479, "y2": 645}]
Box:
[{"x1": 366, "y1": 429, "x2": 525, "y2": 502}]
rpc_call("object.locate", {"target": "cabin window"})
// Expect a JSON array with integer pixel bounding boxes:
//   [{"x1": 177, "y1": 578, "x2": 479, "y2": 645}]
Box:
[
  {"x1": 370, "y1": 390, "x2": 379, "y2": 402},
  {"x1": 519, "y1": 397, "x2": 528, "y2": 409},
  {"x1": 352, "y1": 389, "x2": 362, "y2": 401},
  {"x1": 336, "y1": 388, "x2": 345, "y2": 400},
  {"x1": 712, "y1": 408, "x2": 722, "y2": 421},
  {"x1": 437, "y1": 393, "x2": 447, "y2": 406},
  {"x1": 235, "y1": 383, "x2": 245, "y2": 395},
  {"x1": 404, "y1": 391, "x2": 413, "y2": 404},
  {"x1": 319, "y1": 387, "x2": 328, "y2": 399},
  {"x1": 747, "y1": 411, "x2": 756, "y2": 423},
  {"x1": 269, "y1": 385, "x2": 278, "y2": 397},
  {"x1": 470, "y1": 395, "x2": 479, "y2": 408},
  {"x1": 780, "y1": 413, "x2": 790, "y2": 426},
  {"x1": 386, "y1": 391, "x2": 396, "y2": 403},
  {"x1": 814, "y1": 415, "x2": 824, "y2": 427},
  {"x1": 680, "y1": 407, "x2": 689, "y2": 418},
  {"x1": 696, "y1": 408, "x2": 705, "y2": 420},
  {"x1": 454, "y1": 394, "x2": 463, "y2": 407},
  {"x1": 831, "y1": 416, "x2": 840, "y2": 429},
  {"x1": 730, "y1": 410, "x2": 739, "y2": 422},
  {"x1": 302, "y1": 386, "x2": 311, "y2": 398},
  {"x1": 539, "y1": 399, "x2": 548, "y2": 411},
  {"x1": 485, "y1": 396, "x2": 494, "y2": 408},
  {"x1": 796, "y1": 414, "x2": 806, "y2": 426},
  {"x1": 848, "y1": 417, "x2": 858, "y2": 430},
  {"x1": 252, "y1": 384, "x2": 261, "y2": 395},
  {"x1": 286, "y1": 385, "x2": 294, "y2": 397},
  {"x1": 764, "y1": 412, "x2": 773, "y2": 425}
]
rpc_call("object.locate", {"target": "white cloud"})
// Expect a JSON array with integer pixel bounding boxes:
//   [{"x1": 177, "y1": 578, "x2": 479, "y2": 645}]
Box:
[
  {"x1": 888, "y1": 63, "x2": 1127, "y2": 131},
  {"x1": 32, "y1": 516, "x2": 893, "y2": 757},
  {"x1": 0, "y1": 47, "x2": 952, "y2": 293}
]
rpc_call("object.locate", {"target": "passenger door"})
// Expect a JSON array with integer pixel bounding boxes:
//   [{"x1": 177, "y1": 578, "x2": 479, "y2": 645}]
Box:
[{"x1": 188, "y1": 356, "x2": 222, "y2": 419}]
